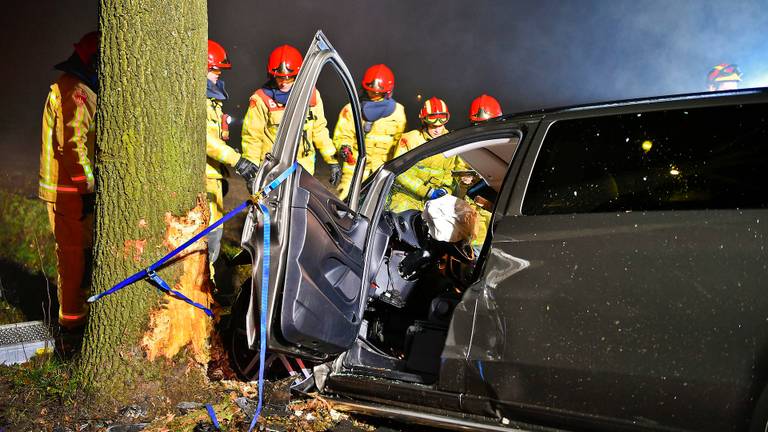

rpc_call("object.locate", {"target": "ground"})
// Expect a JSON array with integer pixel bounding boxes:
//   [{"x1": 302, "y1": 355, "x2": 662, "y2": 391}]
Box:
[{"x1": 0, "y1": 157, "x2": 423, "y2": 431}]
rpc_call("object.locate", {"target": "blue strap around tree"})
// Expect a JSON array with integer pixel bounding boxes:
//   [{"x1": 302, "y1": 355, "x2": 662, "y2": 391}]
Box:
[
  {"x1": 86, "y1": 199, "x2": 250, "y2": 307},
  {"x1": 147, "y1": 270, "x2": 213, "y2": 317},
  {"x1": 87, "y1": 161, "x2": 299, "y2": 316},
  {"x1": 87, "y1": 162, "x2": 299, "y2": 432}
]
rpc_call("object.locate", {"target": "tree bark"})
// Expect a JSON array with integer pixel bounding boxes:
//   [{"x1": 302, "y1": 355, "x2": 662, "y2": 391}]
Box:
[{"x1": 80, "y1": 0, "x2": 209, "y2": 394}]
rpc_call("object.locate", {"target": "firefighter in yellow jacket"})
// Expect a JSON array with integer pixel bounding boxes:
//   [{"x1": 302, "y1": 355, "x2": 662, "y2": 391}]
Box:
[
  {"x1": 465, "y1": 94, "x2": 503, "y2": 249},
  {"x1": 205, "y1": 40, "x2": 258, "y2": 265},
  {"x1": 39, "y1": 32, "x2": 99, "y2": 329},
  {"x1": 241, "y1": 45, "x2": 340, "y2": 183},
  {"x1": 389, "y1": 97, "x2": 464, "y2": 213},
  {"x1": 333, "y1": 64, "x2": 406, "y2": 200}
]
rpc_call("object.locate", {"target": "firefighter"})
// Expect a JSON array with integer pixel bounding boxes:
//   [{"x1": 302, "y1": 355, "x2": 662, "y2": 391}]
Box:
[
  {"x1": 205, "y1": 40, "x2": 258, "y2": 265},
  {"x1": 241, "y1": 44, "x2": 339, "y2": 183},
  {"x1": 707, "y1": 63, "x2": 742, "y2": 91},
  {"x1": 39, "y1": 31, "x2": 99, "y2": 329},
  {"x1": 389, "y1": 97, "x2": 464, "y2": 212},
  {"x1": 465, "y1": 180, "x2": 494, "y2": 253},
  {"x1": 469, "y1": 94, "x2": 502, "y2": 124},
  {"x1": 333, "y1": 64, "x2": 407, "y2": 200},
  {"x1": 464, "y1": 94, "x2": 503, "y2": 248}
]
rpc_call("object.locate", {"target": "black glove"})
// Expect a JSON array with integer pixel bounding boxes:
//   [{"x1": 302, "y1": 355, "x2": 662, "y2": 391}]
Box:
[
  {"x1": 234, "y1": 157, "x2": 259, "y2": 183},
  {"x1": 329, "y1": 163, "x2": 341, "y2": 186},
  {"x1": 82, "y1": 193, "x2": 95, "y2": 215}
]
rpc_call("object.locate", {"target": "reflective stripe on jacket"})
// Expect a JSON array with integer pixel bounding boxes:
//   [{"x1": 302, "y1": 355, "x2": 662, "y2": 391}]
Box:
[
  {"x1": 391, "y1": 128, "x2": 459, "y2": 198},
  {"x1": 39, "y1": 73, "x2": 96, "y2": 202},
  {"x1": 206, "y1": 98, "x2": 240, "y2": 179},
  {"x1": 333, "y1": 102, "x2": 406, "y2": 198},
  {"x1": 241, "y1": 88, "x2": 336, "y2": 175}
]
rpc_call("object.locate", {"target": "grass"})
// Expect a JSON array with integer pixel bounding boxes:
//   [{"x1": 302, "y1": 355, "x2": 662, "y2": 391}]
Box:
[
  {"x1": 0, "y1": 353, "x2": 85, "y2": 429},
  {"x1": 0, "y1": 298, "x2": 25, "y2": 325},
  {"x1": 0, "y1": 190, "x2": 55, "y2": 324},
  {"x1": 0, "y1": 190, "x2": 56, "y2": 280}
]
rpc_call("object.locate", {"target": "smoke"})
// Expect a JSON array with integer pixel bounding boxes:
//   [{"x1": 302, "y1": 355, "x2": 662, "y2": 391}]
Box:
[
  {"x1": 209, "y1": 0, "x2": 768, "y2": 138},
  {"x1": 4, "y1": 0, "x2": 768, "y2": 185}
]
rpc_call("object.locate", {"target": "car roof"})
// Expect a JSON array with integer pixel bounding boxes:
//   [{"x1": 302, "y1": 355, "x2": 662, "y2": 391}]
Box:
[{"x1": 495, "y1": 86, "x2": 768, "y2": 121}]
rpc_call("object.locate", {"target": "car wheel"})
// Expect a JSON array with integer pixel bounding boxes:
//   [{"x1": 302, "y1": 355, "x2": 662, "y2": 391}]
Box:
[
  {"x1": 228, "y1": 282, "x2": 315, "y2": 391},
  {"x1": 228, "y1": 283, "x2": 263, "y2": 380},
  {"x1": 750, "y1": 385, "x2": 768, "y2": 432}
]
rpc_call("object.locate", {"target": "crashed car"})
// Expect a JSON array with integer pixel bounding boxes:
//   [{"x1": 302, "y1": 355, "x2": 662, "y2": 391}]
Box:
[{"x1": 229, "y1": 32, "x2": 768, "y2": 431}]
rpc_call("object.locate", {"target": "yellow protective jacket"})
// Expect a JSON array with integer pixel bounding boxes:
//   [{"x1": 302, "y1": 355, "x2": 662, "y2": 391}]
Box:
[
  {"x1": 206, "y1": 98, "x2": 240, "y2": 179},
  {"x1": 392, "y1": 128, "x2": 462, "y2": 197},
  {"x1": 333, "y1": 102, "x2": 406, "y2": 199},
  {"x1": 39, "y1": 73, "x2": 96, "y2": 202},
  {"x1": 389, "y1": 128, "x2": 469, "y2": 212},
  {"x1": 241, "y1": 88, "x2": 336, "y2": 175}
]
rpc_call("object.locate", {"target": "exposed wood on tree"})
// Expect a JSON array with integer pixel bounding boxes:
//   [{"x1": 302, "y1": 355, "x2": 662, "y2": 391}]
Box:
[{"x1": 141, "y1": 197, "x2": 214, "y2": 363}]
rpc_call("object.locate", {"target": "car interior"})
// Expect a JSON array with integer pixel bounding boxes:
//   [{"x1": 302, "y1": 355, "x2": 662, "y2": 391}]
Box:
[
  {"x1": 335, "y1": 136, "x2": 519, "y2": 384},
  {"x1": 228, "y1": 124, "x2": 520, "y2": 385}
]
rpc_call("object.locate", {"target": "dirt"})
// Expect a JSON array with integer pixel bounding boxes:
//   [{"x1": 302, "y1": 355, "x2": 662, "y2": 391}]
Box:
[
  {"x1": 0, "y1": 156, "x2": 411, "y2": 432},
  {"x1": 0, "y1": 358, "x2": 391, "y2": 431}
]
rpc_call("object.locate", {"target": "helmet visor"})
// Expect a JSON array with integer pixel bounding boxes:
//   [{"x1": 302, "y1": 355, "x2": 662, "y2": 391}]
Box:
[{"x1": 423, "y1": 113, "x2": 449, "y2": 125}]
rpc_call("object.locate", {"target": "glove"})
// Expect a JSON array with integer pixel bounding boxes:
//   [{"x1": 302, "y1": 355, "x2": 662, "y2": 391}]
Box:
[
  {"x1": 425, "y1": 188, "x2": 447, "y2": 200},
  {"x1": 329, "y1": 164, "x2": 342, "y2": 186},
  {"x1": 234, "y1": 157, "x2": 259, "y2": 183},
  {"x1": 337, "y1": 145, "x2": 356, "y2": 164}
]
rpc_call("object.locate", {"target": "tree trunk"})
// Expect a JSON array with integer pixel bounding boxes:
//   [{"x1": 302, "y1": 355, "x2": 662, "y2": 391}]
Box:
[{"x1": 80, "y1": 0, "x2": 210, "y2": 395}]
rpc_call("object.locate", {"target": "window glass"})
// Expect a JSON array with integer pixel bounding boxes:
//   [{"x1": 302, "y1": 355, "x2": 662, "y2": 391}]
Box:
[{"x1": 522, "y1": 103, "x2": 768, "y2": 215}]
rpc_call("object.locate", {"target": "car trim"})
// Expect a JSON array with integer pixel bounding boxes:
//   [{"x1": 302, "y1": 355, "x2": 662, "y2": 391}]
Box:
[{"x1": 327, "y1": 398, "x2": 551, "y2": 432}]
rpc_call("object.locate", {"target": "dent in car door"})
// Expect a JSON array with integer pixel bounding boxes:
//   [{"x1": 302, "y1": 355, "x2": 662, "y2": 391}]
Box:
[{"x1": 242, "y1": 31, "x2": 368, "y2": 359}]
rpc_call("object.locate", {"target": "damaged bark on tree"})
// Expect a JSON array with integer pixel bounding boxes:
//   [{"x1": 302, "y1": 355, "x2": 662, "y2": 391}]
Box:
[{"x1": 79, "y1": 0, "x2": 211, "y2": 395}]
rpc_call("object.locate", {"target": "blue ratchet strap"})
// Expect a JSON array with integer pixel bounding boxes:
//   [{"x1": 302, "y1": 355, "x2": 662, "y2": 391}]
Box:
[
  {"x1": 147, "y1": 270, "x2": 213, "y2": 317},
  {"x1": 247, "y1": 162, "x2": 298, "y2": 432},
  {"x1": 205, "y1": 404, "x2": 221, "y2": 430},
  {"x1": 248, "y1": 201, "x2": 271, "y2": 432},
  {"x1": 246, "y1": 161, "x2": 298, "y2": 431},
  {"x1": 87, "y1": 199, "x2": 250, "y2": 308},
  {"x1": 88, "y1": 162, "x2": 299, "y2": 320}
]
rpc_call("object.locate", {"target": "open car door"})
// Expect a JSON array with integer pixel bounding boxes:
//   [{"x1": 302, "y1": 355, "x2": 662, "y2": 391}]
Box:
[{"x1": 240, "y1": 31, "x2": 369, "y2": 361}]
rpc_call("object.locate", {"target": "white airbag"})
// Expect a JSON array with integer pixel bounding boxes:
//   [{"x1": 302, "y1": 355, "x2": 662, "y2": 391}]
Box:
[{"x1": 422, "y1": 195, "x2": 477, "y2": 243}]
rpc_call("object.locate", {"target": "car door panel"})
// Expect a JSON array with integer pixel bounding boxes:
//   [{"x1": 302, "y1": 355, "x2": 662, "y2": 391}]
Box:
[
  {"x1": 280, "y1": 167, "x2": 368, "y2": 354},
  {"x1": 241, "y1": 31, "x2": 370, "y2": 359}
]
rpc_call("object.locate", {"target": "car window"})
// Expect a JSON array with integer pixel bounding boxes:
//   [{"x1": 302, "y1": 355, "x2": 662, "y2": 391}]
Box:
[{"x1": 522, "y1": 103, "x2": 768, "y2": 215}]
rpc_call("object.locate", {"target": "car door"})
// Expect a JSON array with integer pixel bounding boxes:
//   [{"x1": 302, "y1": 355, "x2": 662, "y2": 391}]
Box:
[{"x1": 241, "y1": 31, "x2": 369, "y2": 360}]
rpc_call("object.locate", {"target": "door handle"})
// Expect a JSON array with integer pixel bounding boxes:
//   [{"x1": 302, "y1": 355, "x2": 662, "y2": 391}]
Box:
[
  {"x1": 325, "y1": 222, "x2": 341, "y2": 242},
  {"x1": 330, "y1": 202, "x2": 354, "y2": 220}
]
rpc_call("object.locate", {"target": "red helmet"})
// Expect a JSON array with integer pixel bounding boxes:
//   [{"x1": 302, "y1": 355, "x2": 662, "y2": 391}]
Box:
[
  {"x1": 208, "y1": 39, "x2": 232, "y2": 70},
  {"x1": 419, "y1": 97, "x2": 450, "y2": 125},
  {"x1": 74, "y1": 31, "x2": 100, "y2": 65},
  {"x1": 268, "y1": 45, "x2": 302, "y2": 77},
  {"x1": 707, "y1": 63, "x2": 742, "y2": 86},
  {"x1": 469, "y1": 94, "x2": 502, "y2": 122},
  {"x1": 362, "y1": 64, "x2": 395, "y2": 96}
]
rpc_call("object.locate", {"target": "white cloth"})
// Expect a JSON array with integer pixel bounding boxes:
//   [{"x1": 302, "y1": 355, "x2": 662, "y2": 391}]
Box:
[{"x1": 422, "y1": 195, "x2": 477, "y2": 243}]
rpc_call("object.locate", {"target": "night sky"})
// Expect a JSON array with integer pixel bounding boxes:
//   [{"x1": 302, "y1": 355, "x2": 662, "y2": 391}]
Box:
[{"x1": 4, "y1": 0, "x2": 768, "y2": 193}]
